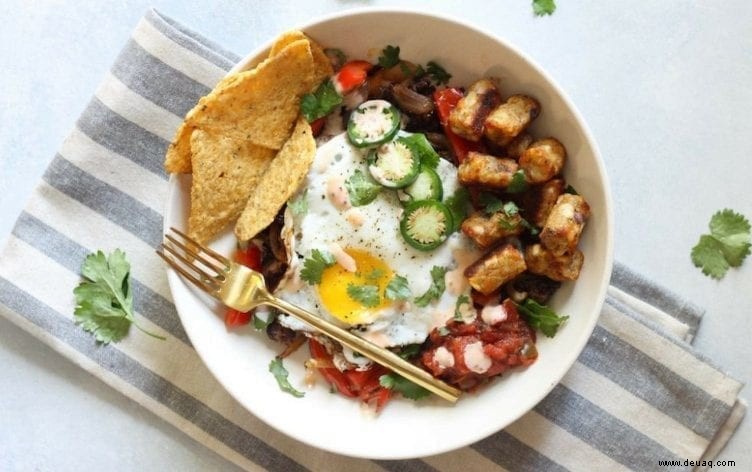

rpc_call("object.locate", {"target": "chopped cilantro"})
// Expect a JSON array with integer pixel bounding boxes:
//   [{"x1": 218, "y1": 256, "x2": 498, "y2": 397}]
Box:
[
  {"x1": 454, "y1": 294, "x2": 471, "y2": 321},
  {"x1": 506, "y1": 170, "x2": 529, "y2": 193},
  {"x1": 379, "y1": 374, "x2": 431, "y2": 400},
  {"x1": 269, "y1": 357, "x2": 305, "y2": 398},
  {"x1": 532, "y1": 0, "x2": 556, "y2": 16},
  {"x1": 691, "y1": 209, "x2": 751, "y2": 279},
  {"x1": 345, "y1": 169, "x2": 382, "y2": 206},
  {"x1": 385, "y1": 275, "x2": 412, "y2": 301},
  {"x1": 426, "y1": 61, "x2": 452, "y2": 85},
  {"x1": 288, "y1": 190, "x2": 308, "y2": 216},
  {"x1": 564, "y1": 184, "x2": 579, "y2": 195},
  {"x1": 253, "y1": 309, "x2": 277, "y2": 330},
  {"x1": 378, "y1": 45, "x2": 401, "y2": 68},
  {"x1": 414, "y1": 266, "x2": 448, "y2": 307},
  {"x1": 300, "y1": 79, "x2": 342, "y2": 122},
  {"x1": 444, "y1": 188, "x2": 470, "y2": 233},
  {"x1": 346, "y1": 283, "x2": 381, "y2": 307},
  {"x1": 517, "y1": 298, "x2": 568, "y2": 337},
  {"x1": 300, "y1": 249, "x2": 336, "y2": 285},
  {"x1": 397, "y1": 344, "x2": 422, "y2": 360},
  {"x1": 399, "y1": 133, "x2": 440, "y2": 169},
  {"x1": 480, "y1": 192, "x2": 505, "y2": 215},
  {"x1": 363, "y1": 268, "x2": 385, "y2": 282}
]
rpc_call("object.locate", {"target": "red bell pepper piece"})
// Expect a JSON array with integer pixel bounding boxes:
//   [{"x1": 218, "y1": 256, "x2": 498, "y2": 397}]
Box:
[
  {"x1": 224, "y1": 244, "x2": 263, "y2": 328},
  {"x1": 433, "y1": 88, "x2": 483, "y2": 164},
  {"x1": 334, "y1": 60, "x2": 372, "y2": 94},
  {"x1": 310, "y1": 117, "x2": 326, "y2": 137}
]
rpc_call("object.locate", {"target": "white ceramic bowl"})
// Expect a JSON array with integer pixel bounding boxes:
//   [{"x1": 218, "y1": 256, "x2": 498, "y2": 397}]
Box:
[{"x1": 165, "y1": 7, "x2": 614, "y2": 459}]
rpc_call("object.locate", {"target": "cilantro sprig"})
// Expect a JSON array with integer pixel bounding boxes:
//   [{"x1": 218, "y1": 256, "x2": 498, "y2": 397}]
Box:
[
  {"x1": 385, "y1": 274, "x2": 412, "y2": 301},
  {"x1": 506, "y1": 170, "x2": 529, "y2": 193},
  {"x1": 426, "y1": 61, "x2": 452, "y2": 85},
  {"x1": 444, "y1": 188, "x2": 470, "y2": 233},
  {"x1": 300, "y1": 249, "x2": 336, "y2": 284},
  {"x1": 347, "y1": 283, "x2": 381, "y2": 307},
  {"x1": 269, "y1": 357, "x2": 305, "y2": 398},
  {"x1": 378, "y1": 45, "x2": 401, "y2": 68},
  {"x1": 300, "y1": 79, "x2": 342, "y2": 122},
  {"x1": 379, "y1": 373, "x2": 430, "y2": 400},
  {"x1": 533, "y1": 0, "x2": 556, "y2": 16},
  {"x1": 691, "y1": 209, "x2": 751, "y2": 279},
  {"x1": 517, "y1": 298, "x2": 568, "y2": 337},
  {"x1": 345, "y1": 169, "x2": 381, "y2": 207},
  {"x1": 73, "y1": 249, "x2": 165, "y2": 343},
  {"x1": 414, "y1": 266, "x2": 448, "y2": 307},
  {"x1": 288, "y1": 189, "x2": 308, "y2": 216}
]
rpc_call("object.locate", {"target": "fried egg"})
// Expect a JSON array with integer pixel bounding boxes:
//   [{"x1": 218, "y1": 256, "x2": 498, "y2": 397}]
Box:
[{"x1": 275, "y1": 132, "x2": 481, "y2": 348}]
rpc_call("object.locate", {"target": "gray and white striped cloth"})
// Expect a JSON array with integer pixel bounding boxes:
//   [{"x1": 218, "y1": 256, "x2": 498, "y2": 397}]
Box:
[{"x1": 0, "y1": 9, "x2": 745, "y2": 472}]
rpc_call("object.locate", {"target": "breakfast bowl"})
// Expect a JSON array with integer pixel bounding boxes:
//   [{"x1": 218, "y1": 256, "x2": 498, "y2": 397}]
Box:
[{"x1": 164, "y1": 7, "x2": 613, "y2": 459}]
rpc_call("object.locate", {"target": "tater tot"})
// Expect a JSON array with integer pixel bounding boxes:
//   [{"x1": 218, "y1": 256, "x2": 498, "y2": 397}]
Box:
[
  {"x1": 465, "y1": 244, "x2": 527, "y2": 294},
  {"x1": 525, "y1": 244, "x2": 584, "y2": 281},
  {"x1": 448, "y1": 79, "x2": 502, "y2": 142},
  {"x1": 484, "y1": 95, "x2": 540, "y2": 146},
  {"x1": 458, "y1": 152, "x2": 519, "y2": 189},
  {"x1": 461, "y1": 211, "x2": 523, "y2": 249},
  {"x1": 518, "y1": 138, "x2": 566, "y2": 184},
  {"x1": 540, "y1": 193, "x2": 591, "y2": 256}
]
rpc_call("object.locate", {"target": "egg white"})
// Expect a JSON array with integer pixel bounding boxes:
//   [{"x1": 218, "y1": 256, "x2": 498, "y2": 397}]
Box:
[{"x1": 275, "y1": 132, "x2": 481, "y2": 348}]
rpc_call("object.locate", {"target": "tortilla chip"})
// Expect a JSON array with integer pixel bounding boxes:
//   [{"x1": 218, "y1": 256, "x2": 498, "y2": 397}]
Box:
[
  {"x1": 187, "y1": 39, "x2": 315, "y2": 151},
  {"x1": 235, "y1": 116, "x2": 316, "y2": 241},
  {"x1": 164, "y1": 122, "x2": 194, "y2": 173},
  {"x1": 188, "y1": 129, "x2": 276, "y2": 244},
  {"x1": 270, "y1": 30, "x2": 333, "y2": 85},
  {"x1": 164, "y1": 38, "x2": 315, "y2": 174}
]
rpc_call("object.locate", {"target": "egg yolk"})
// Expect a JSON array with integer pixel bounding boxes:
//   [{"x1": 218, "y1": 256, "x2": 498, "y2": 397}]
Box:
[{"x1": 318, "y1": 248, "x2": 394, "y2": 324}]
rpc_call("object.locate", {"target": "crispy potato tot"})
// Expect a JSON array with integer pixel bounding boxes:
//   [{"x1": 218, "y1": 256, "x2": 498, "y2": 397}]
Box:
[
  {"x1": 503, "y1": 132, "x2": 533, "y2": 159},
  {"x1": 188, "y1": 129, "x2": 275, "y2": 244},
  {"x1": 525, "y1": 244, "x2": 584, "y2": 281},
  {"x1": 518, "y1": 138, "x2": 566, "y2": 184},
  {"x1": 461, "y1": 211, "x2": 523, "y2": 250},
  {"x1": 235, "y1": 117, "x2": 316, "y2": 241},
  {"x1": 448, "y1": 79, "x2": 502, "y2": 142},
  {"x1": 484, "y1": 95, "x2": 540, "y2": 146},
  {"x1": 540, "y1": 194, "x2": 591, "y2": 256},
  {"x1": 523, "y1": 178, "x2": 565, "y2": 228},
  {"x1": 464, "y1": 244, "x2": 527, "y2": 295},
  {"x1": 458, "y1": 152, "x2": 519, "y2": 189}
]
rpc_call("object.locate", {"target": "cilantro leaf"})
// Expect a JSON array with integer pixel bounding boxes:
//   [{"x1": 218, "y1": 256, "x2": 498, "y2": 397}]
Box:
[
  {"x1": 300, "y1": 79, "x2": 342, "y2": 122},
  {"x1": 398, "y1": 134, "x2": 440, "y2": 169},
  {"x1": 347, "y1": 283, "x2": 380, "y2": 307},
  {"x1": 506, "y1": 170, "x2": 529, "y2": 193},
  {"x1": 564, "y1": 184, "x2": 579, "y2": 195},
  {"x1": 378, "y1": 45, "x2": 401, "y2": 68},
  {"x1": 426, "y1": 61, "x2": 452, "y2": 85},
  {"x1": 480, "y1": 192, "x2": 505, "y2": 215},
  {"x1": 517, "y1": 298, "x2": 568, "y2": 337},
  {"x1": 379, "y1": 374, "x2": 431, "y2": 400},
  {"x1": 692, "y1": 209, "x2": 751, "y2": 279},
  {"x1": 397, "y1": 344, "x2": 422, "y2": 360},
  {"x1": 444, "y1": 188, "x2": 470, "y2": 233},
  {"x1": 300, "y1": 249, "x2": 336, "y2": 285},
  {"x1": 269, "y1": 357, "x2": 305, "y2": 398},
  {"x1": 533, "y1": 0, "x2": 556, "y2": 16},
  {"x1": 74, "y1": 249, "x2": 164, "y2": 343},
  {"x1": 288, "y1": 190, "x2": 308, "y2": 216},
  {"x1": 253, "y1": 309, "x2": 278, "y2": 330},
  {"x1": 364, "y1": 268, "x2": 385, "y2": 282},
  {"x1": 454, "y1": 294, "x2": 471, "y2": 321},
  {"x1": 385, "y1": 274, "x2": 412, "y2": 301},
  {"x1": 414, "y1": 266, "x2": 448, "y2": 307},
  {"x1": 692, "y1": 235, "x2": 730, "y2": 279},
  {"x1": 345, "y1": 169, "x2": 381, "y2": 206}
]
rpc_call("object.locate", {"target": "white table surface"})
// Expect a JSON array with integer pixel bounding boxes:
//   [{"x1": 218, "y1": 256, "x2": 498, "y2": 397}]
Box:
[{"x1": 1, "y1": 1, "x2": 749, "y2": 470}]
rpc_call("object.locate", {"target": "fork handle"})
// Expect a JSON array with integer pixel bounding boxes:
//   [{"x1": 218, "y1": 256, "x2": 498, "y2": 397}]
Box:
[{"x1": 263, "y1": 296, "x2": 461, "y2": 403}]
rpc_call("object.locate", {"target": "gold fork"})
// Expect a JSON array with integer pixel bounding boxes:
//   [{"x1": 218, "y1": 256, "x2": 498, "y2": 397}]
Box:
[{"x1": 156, "y1": 227, "x2": 461, "y2": 403}]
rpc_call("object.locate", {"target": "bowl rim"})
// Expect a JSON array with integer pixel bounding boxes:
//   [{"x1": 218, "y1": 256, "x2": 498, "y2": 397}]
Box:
[{"x1": 165, "y1": 5, "x2": 614, "y2": 459}]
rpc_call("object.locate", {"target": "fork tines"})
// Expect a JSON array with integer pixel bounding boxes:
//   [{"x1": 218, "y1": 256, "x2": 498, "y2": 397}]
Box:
[{"x1": 156, "y1": 227, "x2": 231, "y2": 295}]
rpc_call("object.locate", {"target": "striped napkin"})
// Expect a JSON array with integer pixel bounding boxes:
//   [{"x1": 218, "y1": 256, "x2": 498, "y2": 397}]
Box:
[{"x1": 0, "y1": 9, "x2": 745, "y2": 472}]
